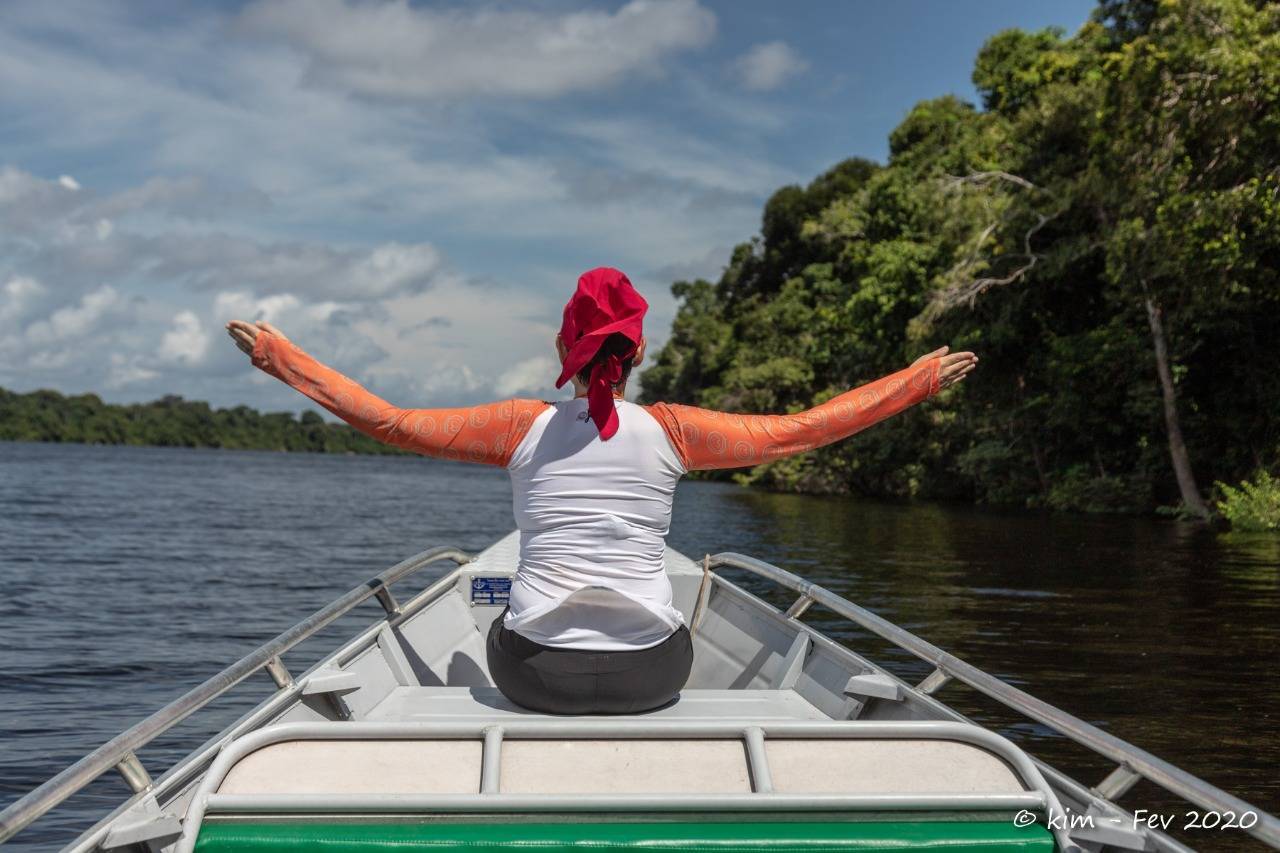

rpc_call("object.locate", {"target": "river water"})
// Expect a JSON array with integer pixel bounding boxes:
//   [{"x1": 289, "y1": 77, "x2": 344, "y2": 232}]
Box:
[{"x1": 1, "y1": 442, "x2": 1276, "y2": 851}]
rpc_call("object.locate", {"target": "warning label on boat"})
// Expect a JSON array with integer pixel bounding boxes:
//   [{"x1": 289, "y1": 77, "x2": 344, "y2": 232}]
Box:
[{"x1": 470, "y1": 576, "x2": 512, "y2": 606}]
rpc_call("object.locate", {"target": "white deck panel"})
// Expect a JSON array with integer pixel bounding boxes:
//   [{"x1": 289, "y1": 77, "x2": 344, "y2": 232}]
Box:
[
  {"x1": 217, "y1": 740, "x2": 481, "y2": 795},
  {"x1": 767, "y1": 739, "x2": 1024, "y2": 794},
  {"x1": 500, "y1": 739, "x2": 751, "y2": 794},
  {"x1": 367, "y1": 687, "x2": 830, "y2": 722}
]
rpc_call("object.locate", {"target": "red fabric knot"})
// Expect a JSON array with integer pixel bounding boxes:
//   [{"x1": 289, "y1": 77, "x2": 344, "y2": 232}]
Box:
[
  {"x1": 587, "y1": 354, "x2": 625, "y2": 439},
  {"x1": 556, "y1": 267, "x2": 647, "y2": 441}
]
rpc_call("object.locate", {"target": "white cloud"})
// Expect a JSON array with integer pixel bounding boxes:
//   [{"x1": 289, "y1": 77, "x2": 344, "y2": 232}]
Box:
[
  {"x1": 106, "y1": 353, "x2": 159, "y2": 388},
  {"x1": 1, "y1": 165, "x2": 87, "y2": 232},
  {"x1": 0, "y1": 168, "x2": 447, "y2": 302},
  {"x1": 562, "y1": 116, "x2": 791, "y2": 201},
  {"x1": 90, "y1": 175, "x2": 271, "y2": 221},
  {"x1": 418, "y1": 363, "x2": 483, "y2": 396},
  {"x1": 0, "y1": 1, "x2": 798, "y2": 412},
  {"x1": 347, "y1": 243, "x2": 443, "y2": 299},
  {"x1": 58, "y1": 174, "x2": 81, "y2": 191},
  {"x1": 495, "y1": 355, "x2": 558, "y2": 398},
  {"x1": 0, "y1": 275, "x2": 46, "y2": 325},
  {"x1": 731, "y1": 41, "x2": 808, "y2": 91},
  {"x1": 238, "y1": 0, "x2": 717, "y2": 100},
  {"x1": 0, "y1": 4, "x2": 781, "y2": 274},
  {"x1": 157, "y1": 309, "x2": 210, "y2": 365},
  {"x1": 25, "y1": 284, "x2": 122, "y2": 346},
  {"x1": 650, "y1": 244, "x2": 731, "y2": 283},
  {"x1": 138, "y1": 234, "x2": 446, "y2": 300},
  {"x1": 212, "y1": 291, "x2": 303, "y2": 326},
  {"x1": 0, "y1": 168, "x2": 452, "y2": 404}
]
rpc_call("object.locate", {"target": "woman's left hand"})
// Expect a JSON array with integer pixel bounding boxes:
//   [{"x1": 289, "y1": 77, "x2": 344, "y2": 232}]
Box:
[
  {"x1": 912, "y1": 345, "x2": 978, "y2": 390},
  {"x1": 226, "y1": 320, "x2": 288, "y2": 358}
]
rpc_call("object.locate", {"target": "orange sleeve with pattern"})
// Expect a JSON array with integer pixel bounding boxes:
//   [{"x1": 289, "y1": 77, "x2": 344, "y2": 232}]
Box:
[
  {"x1": 251, "y1": 332, "x2": 548, "y2": 466},
  {"x1": 643, "y1": 359, "x2": 942, "y2": 471}
]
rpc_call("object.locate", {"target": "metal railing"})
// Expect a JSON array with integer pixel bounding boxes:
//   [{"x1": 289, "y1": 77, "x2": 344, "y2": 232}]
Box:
[
  {"x1": 0, "y1": 545, "x2": 473, "y2": 845},
  {"x1": 706, "y1": 551, "x2": 1280, "y2": 849},
  {"x1": 175, "y1": 719, "x2": 1076, "y2": 853},
  {"x1": 5, "y1": 542, "x2": 1274, "y2": 849}
]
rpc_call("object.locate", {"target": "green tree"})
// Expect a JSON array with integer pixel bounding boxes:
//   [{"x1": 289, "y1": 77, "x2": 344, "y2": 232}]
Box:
[
  {"x1": 0, "y1": 387, "x2": 411, "y2": 457},
  {"x1": 642, "y1": 0, "x2": 1280, "y2": 515}
]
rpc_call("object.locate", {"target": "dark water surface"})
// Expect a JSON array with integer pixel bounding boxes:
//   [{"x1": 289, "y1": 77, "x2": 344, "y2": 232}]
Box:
[{"x1": 1, "y1": 442, "x2": 1276, "y2": 851}]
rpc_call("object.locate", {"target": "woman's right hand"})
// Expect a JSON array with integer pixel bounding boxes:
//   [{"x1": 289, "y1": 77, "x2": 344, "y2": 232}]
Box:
[{"x1": 226, "y1": 320, "x2": 288, "y2": 358}]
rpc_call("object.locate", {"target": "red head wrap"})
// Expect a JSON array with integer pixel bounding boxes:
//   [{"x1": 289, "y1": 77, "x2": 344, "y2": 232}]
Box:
[{"x1": 555, "y1": 267, "x2": 647, "y2": 440}]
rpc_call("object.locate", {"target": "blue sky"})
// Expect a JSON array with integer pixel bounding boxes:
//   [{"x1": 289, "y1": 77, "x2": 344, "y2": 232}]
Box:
[{"x1": 0, "y1": 0, "x2": 1095, "y2": 412}]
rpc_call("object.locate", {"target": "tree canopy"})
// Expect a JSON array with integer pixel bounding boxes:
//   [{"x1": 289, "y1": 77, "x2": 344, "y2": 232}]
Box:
[
  {"x1": 641, "y1": 0, "x2": 1280, "y2": 514},
  {"x1": 0, "y1": 386, "x2": 405, "y2": 456}
]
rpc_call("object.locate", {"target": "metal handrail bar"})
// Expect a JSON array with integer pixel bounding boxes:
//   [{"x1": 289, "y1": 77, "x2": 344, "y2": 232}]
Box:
[
  {"x1": 0, "y1": 545, "x2": 472, "y2": 845},
  {"x1": 707, "y1": 551, "x2": 1280, "y2": 848},
  {"x1": 173, "y1": 719, "x2": 1075, "y2": 853},
  {"x1": 203, "y1": 792, "x2": 1049, "y2": 812},
  {"x1": 59, "y1": 566, "x2": 472, "y2": 853}
]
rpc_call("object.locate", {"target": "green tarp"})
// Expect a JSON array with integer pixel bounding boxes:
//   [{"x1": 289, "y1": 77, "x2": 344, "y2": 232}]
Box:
[{"x1": 195, "y1": 819, "x2": 1055, "y2": 852}]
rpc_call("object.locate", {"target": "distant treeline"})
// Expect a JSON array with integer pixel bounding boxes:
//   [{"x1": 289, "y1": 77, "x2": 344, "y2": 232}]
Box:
[
  {"x1": 0, "y1": 387, "x2": 403, "y2": 455},
  {"x1": 641, "y1": 0, "x2": 1280, "y2": 517}
]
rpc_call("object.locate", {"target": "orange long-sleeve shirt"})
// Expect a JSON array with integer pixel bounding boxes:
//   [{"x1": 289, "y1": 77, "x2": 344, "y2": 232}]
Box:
[
  {"x1": 252, "y1": 330, "x2": 942, "y2": 470},
  {"x1": 643, "y1": 360, "x2": 940, "y2": 470},
  {"x1": 252, "y1": 330, "x2": 941, "y2": 648},
  {"x1": 251, "y1": 332, "x2": 549, "y2": 465}
]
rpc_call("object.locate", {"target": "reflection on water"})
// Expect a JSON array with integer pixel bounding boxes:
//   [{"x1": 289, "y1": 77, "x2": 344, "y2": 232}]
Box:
[
  {"x1": 668, "y1": 489, "x2": 1280, "y2": 851},
  {"x1": 1, "y1": 443, "x2": 1276, "y2": 852}
]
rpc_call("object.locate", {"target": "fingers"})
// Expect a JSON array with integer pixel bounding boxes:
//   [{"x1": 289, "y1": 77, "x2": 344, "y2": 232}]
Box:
[
  {"x1": 913, "y1": 345, "x2": 949, "y2": 365},
  {"x1": 226, "y1": 327, "x2": 255, "y2": 355},
  {"x1": 256, "y1": 321, "x2": 287, "y2": 341},
  {"x1": 931, "y1": 347, "x2": 979, "y2": 390},
  {"x1": 939, "y1": 351, "x2": 977, "y2": 368},
  {"x1": 942, "y1": 361, "x2": 977, "y2": 381},
  {"x1": 225, "y1": 320, "x2": 259, "y2": 356},
  {"x1": 939, "y1": 362, "x2": 977, "y2": 388},
  {"x1": 939, "y1": 360, "x2": 977, "y2": 380},
  {"x1": 938, "y1": 352, "x2": 978, "y2": 379}
]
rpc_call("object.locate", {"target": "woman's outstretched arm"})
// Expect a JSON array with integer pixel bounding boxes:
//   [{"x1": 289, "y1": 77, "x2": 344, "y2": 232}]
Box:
[
  {"x1": 226, "y1": 320, "x2": 548, "y2": 466},
  {"x1": 644, "y1": 347, "x2": 976, "y2": 471}
]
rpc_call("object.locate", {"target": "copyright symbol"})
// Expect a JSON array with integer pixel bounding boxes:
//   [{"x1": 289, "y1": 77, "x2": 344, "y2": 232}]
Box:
[{"x1": 1014, "y1": 810, "x2": 1037, "y2": 827}]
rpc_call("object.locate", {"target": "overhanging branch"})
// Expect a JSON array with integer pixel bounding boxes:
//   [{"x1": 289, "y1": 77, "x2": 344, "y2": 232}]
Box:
[{"x1": 923, "y1": 172, "x2": 1060, "y2": 322}]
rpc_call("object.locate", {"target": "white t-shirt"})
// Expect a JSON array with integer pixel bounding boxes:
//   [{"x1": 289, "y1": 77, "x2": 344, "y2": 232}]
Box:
[
  {"x1": 251, "y1": 332, "x2": 941, "y2": 652},
  {"x1": 503, "y1": 397, "x2": 688, "y2": 650}
]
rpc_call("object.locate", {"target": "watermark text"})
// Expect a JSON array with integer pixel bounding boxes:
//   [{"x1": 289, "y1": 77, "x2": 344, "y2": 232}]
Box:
[{"x1": 1012, "y1": 809, "x2": 1259, "y2": 832}]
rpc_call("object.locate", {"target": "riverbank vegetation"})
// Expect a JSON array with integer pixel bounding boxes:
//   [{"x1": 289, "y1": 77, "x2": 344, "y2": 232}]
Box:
[
  {"x1": 0, "y1": 387, "x2": 401, "y2": 455},
  {"x1": 1216, "y1": 471, "x2": 1280, "y2": 532},
  {"x1": 5, "y1": 1, "x2": 1276, "y2": 522},
  {"x1": 640, "y1": 0, "x2": 1280, "y2": 517}
]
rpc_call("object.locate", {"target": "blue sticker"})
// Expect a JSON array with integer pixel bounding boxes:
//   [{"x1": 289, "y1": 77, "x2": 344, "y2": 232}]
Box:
[{"x1": 470, "y1": 576, "x2": 512, "y2": 606}]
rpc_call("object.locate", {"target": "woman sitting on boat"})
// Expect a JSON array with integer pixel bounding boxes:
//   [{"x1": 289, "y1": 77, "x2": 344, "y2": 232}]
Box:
[{"x1": 226, "y1": 267, "x2": 976, "y2": 715}]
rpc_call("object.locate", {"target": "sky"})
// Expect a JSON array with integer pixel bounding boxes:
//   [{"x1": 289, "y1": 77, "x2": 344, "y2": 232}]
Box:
[{"x1": 0, "y1": 0, "x2": 1096, "y2": 413}]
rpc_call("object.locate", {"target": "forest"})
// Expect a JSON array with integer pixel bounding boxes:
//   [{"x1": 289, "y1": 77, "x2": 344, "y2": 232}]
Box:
[
  {"x1": 4, "y1": 1, "x2": 1277, "y2": 521},
  {"x1": 640, "y1": 0, "x2": 1280, "y2": 517},
  {"x1": 0, "y1": 386, "x2": 401, "y2": 455}
]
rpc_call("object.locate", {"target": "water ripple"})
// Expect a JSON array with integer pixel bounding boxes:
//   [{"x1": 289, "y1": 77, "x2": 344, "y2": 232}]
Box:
[{"x1": 1, "y1": 442, "x2": 1276, "y2": 853}]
